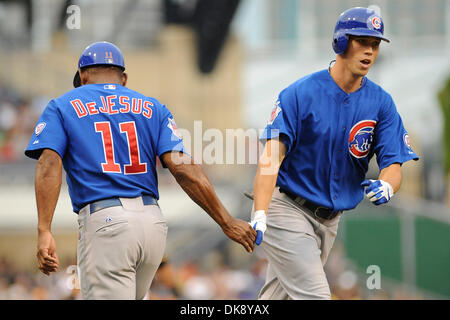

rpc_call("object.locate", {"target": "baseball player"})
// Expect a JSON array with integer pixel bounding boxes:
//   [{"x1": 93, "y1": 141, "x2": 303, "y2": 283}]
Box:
[
  {"x1": 25, "y1": 41, "x2": 256, "y2": 300},
  {"x1": 248, "y1": 7, "x2": 419, "y2": 299}
]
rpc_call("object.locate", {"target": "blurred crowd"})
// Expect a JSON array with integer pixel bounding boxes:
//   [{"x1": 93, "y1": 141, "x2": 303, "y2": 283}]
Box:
[
  {"x1": 0, "y1": 81, "x2": 46, "y2": 163},
  {"x1": 0, "y1": 256, "x2": 79, "y2": 300},
  {"x1": 149, "y1": 244, "x2": 425, "y2": 300},
  {"x1": 0, "y1": 241, "x2": 426, "y2": 300}
]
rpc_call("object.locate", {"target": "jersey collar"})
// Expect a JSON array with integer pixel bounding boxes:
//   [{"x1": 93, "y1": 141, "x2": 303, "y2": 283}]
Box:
[{"x1": 325, "y1": 67, "x2": 367, "y2": 95}]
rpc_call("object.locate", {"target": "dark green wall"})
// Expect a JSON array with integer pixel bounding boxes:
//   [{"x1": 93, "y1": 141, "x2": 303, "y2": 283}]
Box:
[
  {"x1": 415, "y1": 217, "x2": 450, "y2": 297},
  {"x1": 341, "y1": 210, "x2": 450, "y2": 298},
  {"x1": 343, "y1": 214, "x2": 402, "y2": 281}
]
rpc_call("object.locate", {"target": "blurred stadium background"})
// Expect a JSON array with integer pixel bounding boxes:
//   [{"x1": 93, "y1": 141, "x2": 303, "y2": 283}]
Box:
[{"x1": 0, "y1": 0, "x2": 449, "y2": 300}]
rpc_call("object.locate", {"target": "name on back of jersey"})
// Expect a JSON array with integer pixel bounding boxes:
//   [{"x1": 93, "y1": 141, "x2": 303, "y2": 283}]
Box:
[{"x1": 69, "y1": 95, "x2": 153, "y2": 119}]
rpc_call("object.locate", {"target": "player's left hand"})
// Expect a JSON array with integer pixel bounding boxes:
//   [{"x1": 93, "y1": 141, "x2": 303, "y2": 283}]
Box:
[{"x1": 361, "y1": 179, "x2": 394, "y2": 205}]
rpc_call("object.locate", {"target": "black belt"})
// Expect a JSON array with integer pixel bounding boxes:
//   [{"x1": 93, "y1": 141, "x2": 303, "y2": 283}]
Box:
[
  {"x1": 88, "y1": 195, "x2": 158, "y2": 214},
  {"x1": 279, "y1": 188, "x2": 340, "y2": 220}
]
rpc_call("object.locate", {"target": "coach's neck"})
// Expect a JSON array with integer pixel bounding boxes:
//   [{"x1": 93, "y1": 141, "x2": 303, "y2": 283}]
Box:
[{"x1": 79, "y1": 67, "x2": 128, "y2": 87}]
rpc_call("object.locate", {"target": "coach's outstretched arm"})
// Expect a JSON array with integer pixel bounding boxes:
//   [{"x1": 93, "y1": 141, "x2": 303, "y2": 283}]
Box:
[
  {"x1": 162, "y1": 152, "x2": 257, "y2": 253},
  {"x1": 35, "y1": 149, "x2": 62, "y2": 275},
  {"x1": 250, "y1": 138, "x2": 286, "y2": 245}
]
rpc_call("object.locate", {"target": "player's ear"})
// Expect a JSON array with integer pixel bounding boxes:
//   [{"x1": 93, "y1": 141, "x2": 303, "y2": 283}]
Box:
[
  {"x1": 121, "y1": 72, "x2": 128, "y2": 87},
  {"x1": 79, "y1": 69, "x2": 89, "y2": 86}
]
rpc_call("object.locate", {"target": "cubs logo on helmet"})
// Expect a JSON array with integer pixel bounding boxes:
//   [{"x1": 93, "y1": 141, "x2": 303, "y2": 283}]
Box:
[
  {"x1": 73, "y1": 41, "x2": 125, "y2": 88},
  {"x1": 348, "y1": 120, "x2": 377, "y2": 158},
  {"x1": 371, "y1": 16, "x2": 382, "y2": 29}
]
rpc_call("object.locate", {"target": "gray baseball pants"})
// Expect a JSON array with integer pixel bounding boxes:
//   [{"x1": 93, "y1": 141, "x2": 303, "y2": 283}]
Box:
[
  {"x1": 77, "y1": 196, "x2": 167, "y2": 300},
  {"x1": 253, "y1": 187, "x2": 341, "y2": 300}
]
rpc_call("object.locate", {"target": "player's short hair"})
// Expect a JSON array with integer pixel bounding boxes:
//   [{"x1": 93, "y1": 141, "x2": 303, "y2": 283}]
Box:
[{"x1": 81, "y1": 65, "x2": 124, "y2": 77}]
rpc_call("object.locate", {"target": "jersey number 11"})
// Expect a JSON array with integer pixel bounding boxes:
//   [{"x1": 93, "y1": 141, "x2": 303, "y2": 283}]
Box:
[{"x1": 95, "y1": 121, "x2": 147, "y2": 174}]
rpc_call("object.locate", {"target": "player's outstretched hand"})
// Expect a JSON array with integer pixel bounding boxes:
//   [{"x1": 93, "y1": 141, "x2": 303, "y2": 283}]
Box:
[
  {"x1": 361, "y1": 179, "x2": 393, "y2": 205},
  {"x1": 248, "y1": 210, "x2": 267, "y2": 246},
  {"x1": 37, "y1": 230, "x2": 60, "y2": 276},
  {"x1": 222, "y1": 218, "x2": 256, "y2": 253}
]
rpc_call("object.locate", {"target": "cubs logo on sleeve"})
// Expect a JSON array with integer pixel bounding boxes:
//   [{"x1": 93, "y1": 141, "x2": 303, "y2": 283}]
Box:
[
  {"x1": 35, "y1": 122, "x2": 46, "y2": 136},
  {"x1": 403, "y1": 133, "x2": 416, "y2": 155},
  {"x1": 403, "y1": 133, "x2": 410, "y2": 147},
  {"x1": 348, "y1": 120, "x2": 377, "y2": 158},
  {"x1": 167, "y1": 118, "x2": 182, "y2": 140},
  {"x1": 268, "y1": 101, "x2": 282, "y2": 125}
]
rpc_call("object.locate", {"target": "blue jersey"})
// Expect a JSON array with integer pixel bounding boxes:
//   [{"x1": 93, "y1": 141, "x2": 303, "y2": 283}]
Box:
[
  {"x1": 25, "y1": 84, "x2": 185, "y2": 213},
  {"x1": 261, "y1": 69, "x2": 419, "y2": 211}
]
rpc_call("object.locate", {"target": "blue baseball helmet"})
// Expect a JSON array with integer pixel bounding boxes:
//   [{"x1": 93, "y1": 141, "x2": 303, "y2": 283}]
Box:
[
  {"x1": 73, "y1": 41, "x2": 125, "y2": 88},
  {"x1": 332, "y1": 7, "x2": 390, "y2": 54}
]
